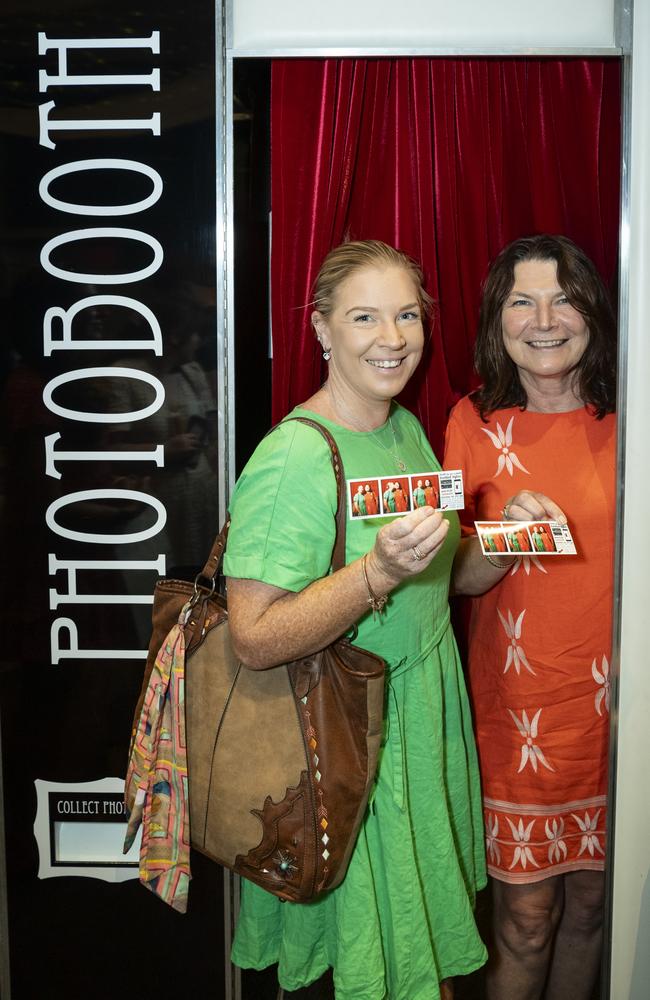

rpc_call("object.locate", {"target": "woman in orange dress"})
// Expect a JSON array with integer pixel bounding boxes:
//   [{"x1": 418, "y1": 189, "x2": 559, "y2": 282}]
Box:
[
  {"x1": 364, "y1": 484, "x2": 378, "y2": 515},
  {"x1": 539, "y1": 525, "x2": 555, "y2": 551},
  {"x1": 493, "y1": 531, "x2": 507, "y2": 553},
  {"x1": 444, "y1": 235, "x2": 615, "y2": 1000},
  {"x1": 515, "y1": 527, "x2": 532, "y2": 552},
  {"x1": 424, "y1": 478, "x2": 439, "y2": 509},
  {"x1": 393, "y1": 480, "x2": 409, "y2": 512}
]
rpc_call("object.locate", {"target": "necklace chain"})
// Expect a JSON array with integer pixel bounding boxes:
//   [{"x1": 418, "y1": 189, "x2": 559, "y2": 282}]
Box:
[
  {"x1": 325, "y1": 387, "x2": 407, "y2": 472},
  {"x1": 376, "y1": 417, "x2": 407, "y2": 472}
]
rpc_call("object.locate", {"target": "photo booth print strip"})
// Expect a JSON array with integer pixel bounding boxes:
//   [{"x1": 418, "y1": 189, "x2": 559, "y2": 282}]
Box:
[
  {"x1": 475, "y1": 520, "x2": 577, "y2": 556},
  {"x1": 347, "y1": 470, "x2": 464, "y2": 520}
]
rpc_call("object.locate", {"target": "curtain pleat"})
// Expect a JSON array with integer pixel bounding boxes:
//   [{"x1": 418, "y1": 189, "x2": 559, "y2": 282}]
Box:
[{"x1": 270, "y1": 58, "x2": 620, "y2": 455}]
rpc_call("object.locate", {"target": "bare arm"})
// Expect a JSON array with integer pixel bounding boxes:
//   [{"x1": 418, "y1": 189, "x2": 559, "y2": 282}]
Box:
[
  {"x1": 451, "y1": 535, "x2": 512, "y2": 595},
  {"x1": 228, "y1": 506, "x2": 449, "y2": 669}
]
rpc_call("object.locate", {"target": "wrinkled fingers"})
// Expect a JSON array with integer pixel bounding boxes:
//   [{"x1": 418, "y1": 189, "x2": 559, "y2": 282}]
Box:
[
  {"x1": 405, "y1": 518, "x2": 450, "y2": 568},
  {"x1": 503, "y1": 490, "x2": 566, "y2": 524},
  {"x1": 373, "y1": 509, "x2": 449, "y2": 579}
]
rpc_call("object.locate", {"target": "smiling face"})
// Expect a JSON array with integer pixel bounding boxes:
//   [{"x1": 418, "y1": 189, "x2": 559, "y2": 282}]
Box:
[
  {"x1": 312, "y1": 264, "x2": 424, "y2": 413},
  {"x1": 501, "y1": 259, "x2": 590, "y2": 392}
]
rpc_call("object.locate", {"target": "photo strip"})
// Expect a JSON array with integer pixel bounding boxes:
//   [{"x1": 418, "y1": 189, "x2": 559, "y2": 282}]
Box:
[
  {"x1": 475, "y1": 520, "x2": 577, "y2": 556},
  {"x1": 349, "y1": 479, "x2": 381, "y2": 518},
  {"x1": 347, "y1": 470, "x2": 464, "y2": 520}
]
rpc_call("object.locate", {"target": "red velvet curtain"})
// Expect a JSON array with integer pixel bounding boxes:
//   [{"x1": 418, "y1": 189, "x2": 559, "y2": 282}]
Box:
[{"x1": 270, "y1": 58, "x2": 621, "y2": 455}]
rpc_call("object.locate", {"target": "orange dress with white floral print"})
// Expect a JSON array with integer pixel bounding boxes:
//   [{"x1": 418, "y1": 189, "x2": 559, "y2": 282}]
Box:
[{"x1": 444, "y1": 396, "x2": 615, "y2": 883}]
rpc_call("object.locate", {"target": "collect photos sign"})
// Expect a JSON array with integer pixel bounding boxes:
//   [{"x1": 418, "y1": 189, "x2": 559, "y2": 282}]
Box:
[{"x1": 34, "y1": 778, "x2": 139, "y2": 882}]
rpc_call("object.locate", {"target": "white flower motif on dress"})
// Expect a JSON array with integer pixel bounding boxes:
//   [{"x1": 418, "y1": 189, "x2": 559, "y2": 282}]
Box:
[
  {"x1": 592, "y1": 655, "x2": 610, "y2": 716},
  {"x1": 497, "y1": 608, "x2": 535, "y2": 675},
  {"x1": 485, "y1": 813, "x2": 501, "y2": 865},
  {"x1": 480, "y1": 416, "x2": 530, "y2": 478},
  {"x1": 545, "y1": 817, "x2": 568, "y2": 864},
  {"x1": 508, "y1": 708, "x2": 555, "y2": 773},
  {"x1": 509, "y1": 554, "x2": 548, "y2": 577},
  {"x1": 571, "y1": 810, "x2": 605, "y2": 857},
  {"x1": 506, "y1": 817, "x2": 539, "y2": 870}
]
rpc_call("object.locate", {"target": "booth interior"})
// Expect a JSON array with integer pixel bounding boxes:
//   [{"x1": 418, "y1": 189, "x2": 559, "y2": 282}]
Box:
[
  {"x1": 234, "y1": 56, "x2": 620, "y2": 465},
  {"x1": 232, "y1": 53, "x2": 620, "y2": 1000},
  {"x1": 0, "y1": 29, "x2": 623, "y2": 999}
]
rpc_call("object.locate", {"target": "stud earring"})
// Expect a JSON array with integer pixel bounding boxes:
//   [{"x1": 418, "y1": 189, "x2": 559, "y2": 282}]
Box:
[{"x1": 323, "y1": 350, "x2": 331, "y2": 361}]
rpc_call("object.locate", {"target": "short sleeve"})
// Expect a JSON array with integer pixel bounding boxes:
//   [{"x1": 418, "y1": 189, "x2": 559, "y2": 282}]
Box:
[
  {"x1": 223, "y1": 420, "x2": 337, "y2": 592},
  {"x1": 443, "y1": 400, "x2": 477, "y2": 535}
]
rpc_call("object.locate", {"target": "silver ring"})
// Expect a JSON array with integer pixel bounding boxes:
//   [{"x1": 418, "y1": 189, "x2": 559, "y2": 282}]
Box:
[
  {"x1": 502, "y1": 504, "x2": 511, "y2": 520},
  {"x1": 412, "y1": 545, "x2": 424, "y2": 561}
]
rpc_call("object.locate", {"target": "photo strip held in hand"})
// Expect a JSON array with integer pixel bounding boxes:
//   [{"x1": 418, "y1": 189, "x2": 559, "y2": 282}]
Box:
[
  {"x1": 348, "y1": 470, "x2": 464, "y2": 519},
  {"x1": 476, "y1": 520, "x2": 577, "y2": 556}
]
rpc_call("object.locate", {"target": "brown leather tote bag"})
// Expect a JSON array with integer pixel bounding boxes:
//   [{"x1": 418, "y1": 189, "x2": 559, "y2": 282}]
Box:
[{"x1": 127, "y1": 417, "x2": 386, "y2": 902}]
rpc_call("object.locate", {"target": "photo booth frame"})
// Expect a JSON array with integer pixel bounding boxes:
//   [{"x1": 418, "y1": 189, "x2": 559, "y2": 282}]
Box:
[{"x1": 213, "y1": 3, "x2": 647, "y2": 998}]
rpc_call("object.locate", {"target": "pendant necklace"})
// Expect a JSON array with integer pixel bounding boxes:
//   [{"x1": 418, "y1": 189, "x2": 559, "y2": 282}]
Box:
[
  {"x1": 325, "y1": 387, "x2": 407, "y2": 472},
  {"x1": 380, "y1": 417, "x2": 407, "y2": 472}
]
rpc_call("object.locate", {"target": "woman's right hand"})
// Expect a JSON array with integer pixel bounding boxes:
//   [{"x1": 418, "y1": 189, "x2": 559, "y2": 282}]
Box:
[
  {"x1": 366, "y1": 506, "x2": 450, "y2": 590},
  {"x1": 503, "y1": 490, "x2": 567, "y2": 524}
]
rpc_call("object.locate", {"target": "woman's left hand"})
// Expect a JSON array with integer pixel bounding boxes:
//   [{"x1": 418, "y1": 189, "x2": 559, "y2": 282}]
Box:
[
  {"x1": 367, "y1": 507, "x2": 450, "y2": 589},
  {"x1": 503, "y1": 490, "x2": 567, "y2": 524}
]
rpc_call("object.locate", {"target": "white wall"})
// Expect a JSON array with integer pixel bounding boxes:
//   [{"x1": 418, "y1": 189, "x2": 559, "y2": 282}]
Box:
[
  {"x1": 231, "y1": 0, "x2": 616, "y2": 52},
  {"x1": 610, "y1": 1, "x2": 650, "y2": 996}
]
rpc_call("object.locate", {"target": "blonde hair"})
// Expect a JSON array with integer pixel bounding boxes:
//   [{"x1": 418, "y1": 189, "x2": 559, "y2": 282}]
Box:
[{"x1": 311, "y1": 239, "x2": 434, "y2": 320}]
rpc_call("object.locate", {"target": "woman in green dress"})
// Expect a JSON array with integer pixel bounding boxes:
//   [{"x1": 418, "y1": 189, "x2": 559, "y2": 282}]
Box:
[
  {"x1": 532, "y1": 526, "x2": 545, "y2": 552},
  {"x1": 352, "y1": 485, "x2": 368, "y2": 516},
  {"x1": 224, "y1": 240, "x2": 505, "y2": 999},
  {"x1": 384, "y1": 481, "x2": 397, "y2": 514},
  {"x1": 413, "y1": 479, "x2": 427, "y2": 508}
]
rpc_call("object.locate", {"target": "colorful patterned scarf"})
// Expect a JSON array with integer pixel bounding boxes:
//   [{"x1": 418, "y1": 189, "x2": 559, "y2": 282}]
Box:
[{"x1": 123, "y1": 603, "x2": 191, "y2": 913}]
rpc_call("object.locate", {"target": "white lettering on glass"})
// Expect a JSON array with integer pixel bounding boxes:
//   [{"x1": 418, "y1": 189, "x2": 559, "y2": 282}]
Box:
[
  {"x1": 38, "y1": 32, "x2": 160, "y2": 91},
  {"x1": 40, "y1": 228, "x2": 163, "y2": 284},
  {"x1": 43, "y1": 295, "x2": 163, "y2": 356},
  {"x1": 43, "y1": 367, "x2": 164, "y2": 423},
  {"x1": 46, "y1": 489, "x2": 167, "y2": 544},
  {"x1": 37, "y1": 27, "x2": 168, "y2": 666},
  {"x1": 39, "y1": 102, "x2": 161, "y2": 151},
  {"x1": 48, "y1": 553, "x2": 165, "y2": 608},
  {"x1": 51, "y1": 618, "x2": 147, "y2": 663},
  {"x1": 39, "y1": 159, "x2": 163, "y2": 216},
  {"x1": 45, "y1": 433, "x2": 164, "y2": 480}
]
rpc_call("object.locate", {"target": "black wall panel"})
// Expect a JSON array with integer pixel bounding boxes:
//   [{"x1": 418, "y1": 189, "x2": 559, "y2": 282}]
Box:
[{"x1": 0, "y1": 2, "x2": 224, "y2": 996}]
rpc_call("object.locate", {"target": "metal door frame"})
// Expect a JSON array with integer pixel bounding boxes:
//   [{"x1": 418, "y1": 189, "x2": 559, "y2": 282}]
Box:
[{"x1": 214, "y1": 3, "x2": 634, "y2": 998}]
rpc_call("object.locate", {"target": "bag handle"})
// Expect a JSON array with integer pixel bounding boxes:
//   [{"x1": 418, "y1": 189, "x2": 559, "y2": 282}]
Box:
[
  {"x1": 193, "y1": 416, "x2": 347, "y2": 596},
  {"x1": 284, "y1": 417, "x2": 346, "y2": 572}
]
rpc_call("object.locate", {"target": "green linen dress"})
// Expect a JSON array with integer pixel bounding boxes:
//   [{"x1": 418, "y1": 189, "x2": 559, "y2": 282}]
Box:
[{"x1": 224, "y1": 404, "x2": 487, "y2": 1000}]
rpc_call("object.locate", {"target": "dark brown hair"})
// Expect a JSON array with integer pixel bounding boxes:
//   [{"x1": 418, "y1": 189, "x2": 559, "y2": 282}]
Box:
[{"x1": 472, "y1": 234, "x2": 616, "y2": 419}]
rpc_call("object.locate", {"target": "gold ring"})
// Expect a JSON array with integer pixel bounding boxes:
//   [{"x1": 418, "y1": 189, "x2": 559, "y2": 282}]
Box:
[{"x1": 412, "y1": 545, "x2": 423, "y2": 561}]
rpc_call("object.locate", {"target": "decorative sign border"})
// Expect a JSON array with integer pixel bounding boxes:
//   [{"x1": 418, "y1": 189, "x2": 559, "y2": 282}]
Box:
[{"x1": 34, "y1": 777, "x2": 140, "y2": 882}]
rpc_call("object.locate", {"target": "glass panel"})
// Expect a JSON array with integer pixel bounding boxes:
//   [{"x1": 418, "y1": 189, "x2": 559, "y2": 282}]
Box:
[{"x1": 0, "y1": 1, "x2": 225, "y2": 994}]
